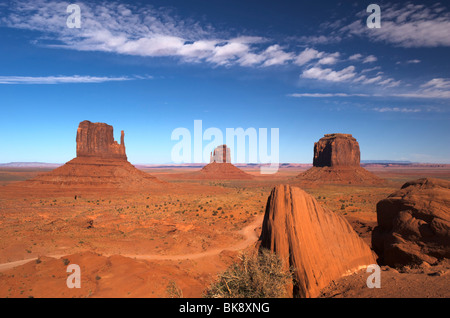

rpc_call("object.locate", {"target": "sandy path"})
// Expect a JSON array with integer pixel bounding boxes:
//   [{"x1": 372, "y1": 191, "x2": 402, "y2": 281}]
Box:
[
  {"x1": 122, "y1": 215, "x2": 263, "y2": 261},
  {"x1": 0, "y1": 215, "x2": 263, "y2": 271}
]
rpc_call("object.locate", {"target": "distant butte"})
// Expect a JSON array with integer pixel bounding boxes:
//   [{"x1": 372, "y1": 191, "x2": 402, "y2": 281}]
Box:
[
  {"x1": 210, "y1": 144, "x2": 232, "y2": 163},
  {"x1": 296, "y1": 133, "x2": 384, "y2": 185},
  {"x1": 76, "y1": 120, "x2": 127, "y2": 160},
  {"x1": 20, "y1": 120, "x2": 161, "y2": 190},
  {"x1": 185, "y1": 145, "x2": 253, "y2": 180}
]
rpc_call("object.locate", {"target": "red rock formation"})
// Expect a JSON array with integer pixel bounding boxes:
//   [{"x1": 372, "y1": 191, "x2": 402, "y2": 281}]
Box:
[
  {"x1": 22, "y1": 121, "x2": 161, "y2": 189},
  {"x1": 259, "y1": 184, "x2": 376, "y2": 298},
  {"x1": 372, "y1": 178, "x2": 450, "y2": 267},
  {"x1": 296, "y1": 133, "x2": 383, "y2": 185},
  {"x1": 210, "y1": 145, "x2": 231, "y2": 163},
  {"x1": 178, "y1": 144, "x2": 253, "y2": 179},
  {"x1": 313, "y1": 133, "x2": 360, "y2": 167},
  {"x1": 76, "y1": 120, "x2": 126, "y2": 160}
]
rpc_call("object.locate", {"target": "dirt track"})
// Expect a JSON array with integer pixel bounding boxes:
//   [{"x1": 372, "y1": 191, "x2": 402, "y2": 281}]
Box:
[{"x1": 0, "y1": 215, "x2": 263, "y2": 271}]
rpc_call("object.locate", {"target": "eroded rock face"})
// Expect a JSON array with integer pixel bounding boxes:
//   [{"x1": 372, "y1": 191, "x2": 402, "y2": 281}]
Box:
[
  {"x1": 372, "y1": 178, "x2": 450, "y2": 267},
  {"x1": 313, "y1": 133, "x2": 360, "y2": 167},
  {"x1": 259, "y1": 184, "x2": 376, "y2": 298},
  {"x1": 76, "y1": 120, "x2": 126, "y2": 160},
  {"x1": 210, "y1": 144, "x2": 231, "y2": 163}
]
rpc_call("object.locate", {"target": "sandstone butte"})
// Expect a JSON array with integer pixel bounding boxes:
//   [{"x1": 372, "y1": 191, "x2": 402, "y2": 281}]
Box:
[
  {"x1": 21, "y1": 120, "x2": 161, "y2": 189},
  {"x1": 296, "y1": 133, "x2": 384, "y2": 185},
  {"x1": 259, "y1": 184, "x2": 377, "y2": 298},
  {"x1": 194, "y1": 145, "x2": 253, "y2": 180},
  {"x1": 372, "y1": 178, "x2": 450, "y2": 267}
]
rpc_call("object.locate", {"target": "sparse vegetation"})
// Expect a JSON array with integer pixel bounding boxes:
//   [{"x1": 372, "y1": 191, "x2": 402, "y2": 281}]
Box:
[
  {"x1": 166, "y1": 280, "x2": 183, "y2": 298},
  {"x1": 204, "y1": 249, "x2": 292, "y2": 298}
]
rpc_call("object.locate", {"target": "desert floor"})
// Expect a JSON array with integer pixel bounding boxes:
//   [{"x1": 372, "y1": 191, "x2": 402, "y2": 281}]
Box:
[{"x1": 0, "y1": 165, "x2": 449, "y2": 298}]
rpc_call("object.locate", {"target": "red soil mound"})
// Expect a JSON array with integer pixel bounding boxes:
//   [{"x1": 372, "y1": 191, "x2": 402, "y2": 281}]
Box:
[
  {"x1": 259, "y1": 184, "x2": 376, "y2": 298},
  {"x1": 172, "y1": 162, "x2": 253, "y2": 180},
  {"x1": 197, "y1": 162, "x2": 253, "y2": 179},
  {"x1": 21, "y1": 156, "x2": 161, "y2": 189},
  {"x1": 372, "y1": 178, "x2": 450, "y2": 267},
  {"x1": 296, "y1": 166, "x2": 384, "y2": 185}
]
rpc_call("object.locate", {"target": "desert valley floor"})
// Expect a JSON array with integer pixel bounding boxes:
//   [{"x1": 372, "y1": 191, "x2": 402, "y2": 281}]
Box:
[{"x1": 0, "y1": 164, "x2": 449, "y2": 298}]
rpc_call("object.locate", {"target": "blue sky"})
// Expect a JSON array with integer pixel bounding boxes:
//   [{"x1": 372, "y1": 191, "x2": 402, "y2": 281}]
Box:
[{"x1": 0, "y1": 0, "x2": 449, "y2": 164}]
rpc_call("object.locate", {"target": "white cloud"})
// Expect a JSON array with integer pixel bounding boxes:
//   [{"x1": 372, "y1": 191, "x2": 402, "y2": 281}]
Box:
[
  {"x1": 422, "y1": 78, "x2": 450, "y2": 90},
  {"x1": 318, "y1": 52, "x2": 340, "y2": 65},
  {"x1": 373, "y1": 107, "x2": 422, "y2": 113},
  {"x1": 0, "y1": 75, "x2": 139, "y2": 84},
  {"x1": 288, "y1": 93, "x2": 369, "y2": 98},
  {"x1": 301, "y1": 65, "x2": 356, "y2": 82},
  {"x1": 348, "y1": 54, "x2": 363, "y2": 61},
  {"x1": 260, "y1": 45, "x2": 294, "y2": 67},
  {"x1": 362, "y1": 75, "x2": 382, "y2": 84},
  {"x1": 1, "y1": 0, "x2": 295, "y2": 68},
  {"x1": 362, "y1": 55, "x2": 377, "y2": 63},
  {"x1": 294, "y1": 48, "x2": 323, "y2": 66}
]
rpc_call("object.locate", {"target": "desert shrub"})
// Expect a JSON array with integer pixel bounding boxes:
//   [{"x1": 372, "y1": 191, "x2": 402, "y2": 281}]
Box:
[
  {"x1": 204, "y1": 248, "x2": 291, "y2": 298},
  {"x1": 166, "y1": 280, "x2": 183, "y2": 298}
]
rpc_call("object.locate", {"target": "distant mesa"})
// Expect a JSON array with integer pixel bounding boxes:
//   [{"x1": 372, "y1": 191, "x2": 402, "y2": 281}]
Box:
[
  {"x1": 296, "y1": 133, "x2": 384, "y2": 185},
  {"x1": 21, "y1": 120, "x2": 161, "y2": 190},
  {"x1": 372, "y1": 178, "x2": 450, "y2": 267},
  {"x1": 259, "y1": 184, "x2": 376, "y2": 298}
]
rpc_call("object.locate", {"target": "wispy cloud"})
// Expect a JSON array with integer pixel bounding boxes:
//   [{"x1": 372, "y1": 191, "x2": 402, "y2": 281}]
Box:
[
  {"x1": 301, "y1": 65, "x2": 357, "y2": 82},
  {"x1": 340, "y1": 3, "x2": 450, "y2": 48},
  {"x1": 288, "y1": 93, "x2": 370, "y2": 98},
  {"x1": 1, "y1": 0, "x2": 295, "y2": 68},
  {"x1": 373, "y1": 107, "x2": 422, "y2": 113},
  {"x1": 0, "y1": 75, "x2": 142, "y2": 84}
]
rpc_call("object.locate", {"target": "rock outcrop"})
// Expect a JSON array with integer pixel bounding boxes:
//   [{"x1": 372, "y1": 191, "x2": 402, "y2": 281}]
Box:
[
  {"x1": 372, "y1": 178, "x2": 450, "y2": 267},
  {"x1": 296, "y1": 133, "x2": 383, "y2": 185},
  {"x1": 76, "y1": 120, "x2": 126, "y2": 160},
  {"x1": 313, "y1": 133, "x2": 360, "y2": 167},
  {"x1": 259, "y1": 184, "x2": 376, "y2": 298},
  {"x1": 210, "y1": 144, "x2": 231, "y2": 163},
  {"x1": 21, "y1": 121, "x2": 161, "y2": 189}
]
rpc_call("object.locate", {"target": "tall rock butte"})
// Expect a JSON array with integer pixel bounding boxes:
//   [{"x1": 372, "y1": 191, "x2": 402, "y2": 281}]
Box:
[
  {"x1": 210, "y1": 144, "x2": 231, "y2": 163},
  {"x1": 372, "y1": 178, "x2": 450, "y2": 267},
  {"x1": 297, "y1": 133, "x2": 383, "y2": 185},
  {"x1": 76, "y1": 120, "x2": 126, "y2": 160},
  {"x1": 22, "y1": 121, "x2": 160, "y2": 189},
  {"x1": 313, "y1": 133, "x2": 360, "y2": 167},
  {"x1": 259, "y1": 185, "x2": 376, "y2": 298}
]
